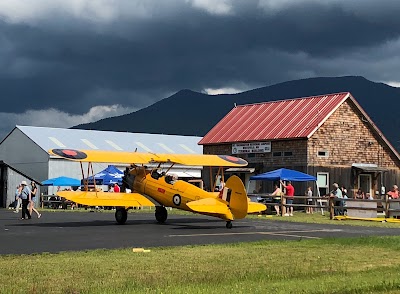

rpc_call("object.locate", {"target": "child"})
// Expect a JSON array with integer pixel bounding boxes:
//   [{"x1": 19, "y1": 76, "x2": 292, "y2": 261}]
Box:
[{"x1": 306, "y1": 187, "x2": 313, "y2": 214}]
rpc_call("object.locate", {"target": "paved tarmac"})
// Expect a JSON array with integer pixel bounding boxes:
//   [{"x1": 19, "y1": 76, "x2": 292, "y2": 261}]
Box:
[{"x1": 1, "y1": 209, "x2": 400, "y2": 255}]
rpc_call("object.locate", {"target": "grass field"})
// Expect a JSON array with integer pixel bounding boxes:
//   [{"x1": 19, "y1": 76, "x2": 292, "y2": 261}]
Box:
[
  {"x1": 4, "y1": 208, "x2": 400, "y2": 293},
  {"x1": 2, "y1": 235, "x2": 400, "y2": 294}
]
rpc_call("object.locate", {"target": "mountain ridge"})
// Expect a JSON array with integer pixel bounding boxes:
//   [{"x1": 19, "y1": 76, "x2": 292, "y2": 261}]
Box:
[{"x1": 72, "y1": 76, "x2": 400, "y2": 149}]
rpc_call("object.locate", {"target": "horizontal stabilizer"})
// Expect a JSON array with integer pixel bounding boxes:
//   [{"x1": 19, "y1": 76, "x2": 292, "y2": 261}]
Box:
[
  {"x1": 57, "y1": 191, "x2": 155, "y2": 207},
  {"x1": 186, "y1": 198, "x2": 230, "y2": 215},
  {"x1": 247, "y1": 201, "x2": 267, "y2": 214}
]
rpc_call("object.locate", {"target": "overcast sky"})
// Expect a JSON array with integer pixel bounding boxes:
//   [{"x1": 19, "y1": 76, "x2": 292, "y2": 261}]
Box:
[{"x1": 1, "y1": 0, "x2": 400, "y2": 139}]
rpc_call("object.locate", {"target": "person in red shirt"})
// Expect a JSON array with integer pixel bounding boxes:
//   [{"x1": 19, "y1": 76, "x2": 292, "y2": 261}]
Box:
[
  {"x1": 113, "y1": 183, "x2": 120, "y2": 193},
  {"x1": 388, "y1": 185, "x2": 399, "y2": 199},
  {"x1": 281, "y1": 180, "x2": 295, "y2": 216}
]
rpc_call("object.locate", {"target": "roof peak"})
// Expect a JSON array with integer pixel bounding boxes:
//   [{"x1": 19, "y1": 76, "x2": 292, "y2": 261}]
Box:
[{"x1": 235, "y1": 92, "x2": 351, "y2": 108}]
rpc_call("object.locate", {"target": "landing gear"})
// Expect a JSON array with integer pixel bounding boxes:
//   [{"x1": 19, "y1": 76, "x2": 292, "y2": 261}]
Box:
[
  {"x1": 115, "y1": 207, "x2": 128, "y2": 225},
  {"x1": 226, "y1": 221, "x2": 233, "y2": 229},
  {"x1": 155, "y1": 206, "x2": 168, "y2": 223}
]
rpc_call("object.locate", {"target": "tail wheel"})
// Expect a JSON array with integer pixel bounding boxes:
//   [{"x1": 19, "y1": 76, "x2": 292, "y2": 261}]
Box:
[
  {"x1": 226, "y1": 221, "x2": 233, "y2": 229},
  {"x1": 115, "y1": 207, "x2": 128, "y2": 225},
  {"x1": 155, "y1": 206, "x2": 168, "y2": 223}
]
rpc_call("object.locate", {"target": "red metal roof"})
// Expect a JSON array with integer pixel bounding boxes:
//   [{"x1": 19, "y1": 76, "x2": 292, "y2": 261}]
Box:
[{"x1": 199, "y1": 92, "x2": 350, "y2": 145}]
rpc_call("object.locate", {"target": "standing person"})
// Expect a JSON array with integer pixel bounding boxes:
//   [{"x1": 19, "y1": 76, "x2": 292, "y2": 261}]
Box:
[
  {"x1": 13, "y1": 184, "x2": 22, "y2": 213},
  {"x1": 19, "y1": 181, "x2": 31, "y2": 220},
  {"x1": 271, "y1": 184, "x2": 282, "y2": 216},
  {"x1": 113, "y1": 183, "x2": 120, "y2": 193},
  {"x1": 281, "y1": 180, "x2": 295, "y2": 216},
  {"x1": 218, "y1": 180, "x2": 225, "y2": 198},
  {"x1": 306, "y1": 187, "x2": 313, "y2": 214},
  {"x1": 219, "y1": 180, "x2": 225, "y2": 191},
  {"x1": 331, "y1": 183, "x2": 343, "y2": 216},
  {"x1": 29, "y1": 181, "x2": 41, "y2": 218}
]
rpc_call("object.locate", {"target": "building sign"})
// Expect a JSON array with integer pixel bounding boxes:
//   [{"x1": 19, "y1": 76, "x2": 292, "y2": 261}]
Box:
[{"x1": 232, "y1": 142, "x2": 271, "y2": 154}]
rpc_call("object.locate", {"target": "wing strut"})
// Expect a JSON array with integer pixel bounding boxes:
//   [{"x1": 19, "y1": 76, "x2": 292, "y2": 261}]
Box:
[{"x1": 79, "y1": 161, "x2": 99, "y2": 194}]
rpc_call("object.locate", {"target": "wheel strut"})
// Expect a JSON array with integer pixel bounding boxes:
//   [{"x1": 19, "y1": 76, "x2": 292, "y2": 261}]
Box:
[{"x1": 226, "y1": 221, "x2": 233, "y2": 229}]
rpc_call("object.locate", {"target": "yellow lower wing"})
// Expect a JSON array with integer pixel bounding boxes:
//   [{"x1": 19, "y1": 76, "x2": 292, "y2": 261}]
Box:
[
  {"x1": 186, "y1": 198, "x2": 230, "y2": 215},
  {"x1": 57, "y1": 191, "x2": 155, "y2": 207}
]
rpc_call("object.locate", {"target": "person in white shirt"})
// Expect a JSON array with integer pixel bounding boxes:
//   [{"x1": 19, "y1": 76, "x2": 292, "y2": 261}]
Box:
[
  {"x1": 13, "y1": 185, "x2": 22, "y2": 213},
  {"x1": 306, "y1": 187, "x2": 313, "y2": 214}
]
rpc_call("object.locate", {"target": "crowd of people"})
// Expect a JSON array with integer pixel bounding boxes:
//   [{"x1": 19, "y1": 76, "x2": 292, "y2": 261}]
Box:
[
  {"x1": 12, "y1": 181, "x2": 125, "y2": 216},
  {"x1": 327, "y1": 182, "x2": 400, "y2": 216},
  {"x1": 259, "y1": 180, "x2": 400, "y2": 217}
]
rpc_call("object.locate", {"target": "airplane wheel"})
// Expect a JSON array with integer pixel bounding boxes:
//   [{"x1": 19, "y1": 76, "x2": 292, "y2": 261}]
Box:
[
  {"x1": 226, "y1": 221, "x2": 233, "y2": 229},
  {"x1": 155, "y1": 206, "x2": 168, "y2": 223},
  {"x1": 115, "y1": 208, "x2": 128, "y2": 225}
]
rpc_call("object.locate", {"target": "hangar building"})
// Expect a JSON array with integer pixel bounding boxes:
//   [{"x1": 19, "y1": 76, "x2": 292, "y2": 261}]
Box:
[{"x1": 0, "y1": 126, "x2": 202, "y2": 207}]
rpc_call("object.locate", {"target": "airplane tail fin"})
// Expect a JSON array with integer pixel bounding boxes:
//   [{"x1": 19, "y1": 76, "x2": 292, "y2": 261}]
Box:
[{"x1": 225, "y1": 175, "x2": 248, "y2": 219}]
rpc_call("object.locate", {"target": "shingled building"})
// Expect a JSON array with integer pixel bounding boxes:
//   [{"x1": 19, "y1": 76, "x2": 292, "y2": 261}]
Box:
[{"x1": 199, "y1": 92, "x2": 400, "y2": 197}]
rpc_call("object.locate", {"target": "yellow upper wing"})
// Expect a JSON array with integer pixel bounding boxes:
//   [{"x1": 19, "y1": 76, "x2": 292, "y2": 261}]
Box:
[{"x1": 49, "y1": 148, "x2": 247, "y2": 167}]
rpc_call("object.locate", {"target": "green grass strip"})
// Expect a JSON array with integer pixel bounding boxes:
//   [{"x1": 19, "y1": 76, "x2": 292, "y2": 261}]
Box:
[{"x1": 2, "y1": 236, "x2": 400, "y2": 293}]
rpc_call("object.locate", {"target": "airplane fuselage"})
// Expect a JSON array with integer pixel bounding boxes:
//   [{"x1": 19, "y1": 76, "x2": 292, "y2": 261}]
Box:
[{"x1": 133, "y1": 170, "x2": 218, "y2": 213}]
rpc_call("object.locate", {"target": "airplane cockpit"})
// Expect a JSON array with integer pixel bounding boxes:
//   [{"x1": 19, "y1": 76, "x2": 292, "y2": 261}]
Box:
[
  {"x1": 151, "y1": 169, "x2": 165, "y2": 180},
  {"x1": 165, "y1": 174, "x2": 178, "y2": 185}
]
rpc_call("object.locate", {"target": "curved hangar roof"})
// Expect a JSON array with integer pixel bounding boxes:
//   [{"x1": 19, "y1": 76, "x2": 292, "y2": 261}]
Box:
[
  {"x1": 14, "y1": 126, "x2": 202, "y2": 154},
  {"x1": 199, "y1": 92, "x2": 350, "y2": 144}
]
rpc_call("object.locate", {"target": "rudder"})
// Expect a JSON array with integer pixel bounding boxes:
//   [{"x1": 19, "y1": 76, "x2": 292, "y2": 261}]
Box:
[{"x1": 225, "y1": 175, "x2": 248, "y2": 219}]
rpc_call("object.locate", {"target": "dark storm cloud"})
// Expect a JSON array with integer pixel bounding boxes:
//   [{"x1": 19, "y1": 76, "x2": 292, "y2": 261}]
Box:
[{"x1": 0, "y1": 0, "x2": 400, "y2": 118}]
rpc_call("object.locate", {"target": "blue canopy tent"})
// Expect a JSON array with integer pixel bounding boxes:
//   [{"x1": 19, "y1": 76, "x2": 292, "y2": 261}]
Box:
[
  {"x1": 42, "y1": 176, "x2": 81, "y2": 187},
  {"x1": 249, "y1": 168, "x2": 323, "y2": 214},
  {"x1": 250, "y1": 168, "x2": 316, "y2": 182},
  {"x1": 84, "y1": 165, "x2": 123, "y2": 186}
]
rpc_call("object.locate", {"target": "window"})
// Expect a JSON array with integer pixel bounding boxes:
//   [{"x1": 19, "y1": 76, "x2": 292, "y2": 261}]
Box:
[
  {"x1": 317, "y1": 172, "x2": 329, "y2": 196},
  {"x1": 317, "y1": 150, "x2": 329, "y2": 157},
  {"x1": 273, "y1": 152, "x2": 282, "y2": 157},
  {"x1": 283, "y1": 151, "x2": 293, "y2": 157}
]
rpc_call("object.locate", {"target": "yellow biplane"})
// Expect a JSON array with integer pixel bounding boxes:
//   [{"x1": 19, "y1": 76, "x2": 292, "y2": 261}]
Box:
[{"x1": 50, "y1": 148, "x2": 266, "y2": 228}]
